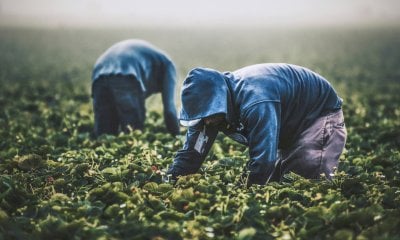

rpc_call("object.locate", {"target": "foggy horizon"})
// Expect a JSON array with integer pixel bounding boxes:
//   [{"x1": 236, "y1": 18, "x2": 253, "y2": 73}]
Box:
[{"x1": 1, "y1": 0, "x2": 400, "y2": 28}]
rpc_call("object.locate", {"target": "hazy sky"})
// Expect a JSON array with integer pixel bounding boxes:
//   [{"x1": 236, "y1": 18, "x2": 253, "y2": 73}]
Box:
[{"x1": 1, "y1": 0, "x2": 399, "y2": 27}]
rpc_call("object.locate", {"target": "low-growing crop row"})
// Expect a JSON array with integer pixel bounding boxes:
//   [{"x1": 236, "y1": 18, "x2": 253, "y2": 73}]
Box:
[{"x1": 0, "y1": 27, "x2": 399, "y2": 239}]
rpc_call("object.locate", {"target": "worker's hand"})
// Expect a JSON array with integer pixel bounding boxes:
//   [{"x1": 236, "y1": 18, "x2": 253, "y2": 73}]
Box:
[
  {"x1": 238, "y1": 172, "x2": 263, "y2": 187},
  {"x1": 247, "y1": 172, "x2": 268, "y2": 186},
  {"x1": 166, "y1": 164, "x2": 186, "y2": 180},
  {"x1": 160, "y1": 170, "x2": 176, "y2": 184},
  {"x1": 166, "y1": 158, "x2": 200, "y2": 181}
]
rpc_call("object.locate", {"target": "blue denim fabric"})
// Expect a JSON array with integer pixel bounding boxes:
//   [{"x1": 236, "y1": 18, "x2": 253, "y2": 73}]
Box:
[{"x1": 92, "y1": 75, "x2": 145, "y2": 137}]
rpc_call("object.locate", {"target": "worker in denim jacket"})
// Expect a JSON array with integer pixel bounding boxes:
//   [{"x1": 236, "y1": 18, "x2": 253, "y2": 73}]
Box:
[
  {"x1": 167, "y1": 63, "x2": 347, "y2": 185},
  {"x1": 92, "y1": 39, "x2": 179, "y2": 137}
]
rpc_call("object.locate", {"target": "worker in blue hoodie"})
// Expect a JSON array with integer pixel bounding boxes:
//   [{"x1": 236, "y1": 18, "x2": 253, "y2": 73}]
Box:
[
  {"x1": 92, "y1": 39, "x2": 179, "y2": 137},
  {"x1": 167, "y1": 63, "x2": 347, "y2": 185}
]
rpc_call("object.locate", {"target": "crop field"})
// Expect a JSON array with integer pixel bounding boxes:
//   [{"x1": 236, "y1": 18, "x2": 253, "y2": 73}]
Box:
[{"x1": 0, "y1": 26, "x2": 399, "y2": 239}]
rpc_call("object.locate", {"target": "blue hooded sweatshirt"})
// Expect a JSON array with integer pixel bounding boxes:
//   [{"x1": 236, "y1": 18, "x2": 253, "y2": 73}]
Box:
[
  {"x1": 168, "y1": 63, "x2": 342, "y2": 184},
  {"x1": 92, "y1": 39, "x2": 179, "y2": 135}
]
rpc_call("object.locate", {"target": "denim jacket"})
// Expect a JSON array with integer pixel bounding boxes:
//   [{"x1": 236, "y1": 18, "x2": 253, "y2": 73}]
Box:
[{"x1": 168, "y1": 63, "x2": 342, "y2": 184}]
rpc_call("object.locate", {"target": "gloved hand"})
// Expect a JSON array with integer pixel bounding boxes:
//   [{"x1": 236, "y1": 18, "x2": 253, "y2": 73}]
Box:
[
  {"x1": 238, "y1": 171, "x2": 268, "y2": 187},
  {"x1": 165, "y1": 164, "x2": 181, "y2": 181},
  {"x1": 167, "y1": 149, "x2": 204, "y2": 180},
  {"x1": 247, "y1": 172, "x2": 268, "y2": 186},
  {"x1": 166, "y1": 161, "x2": 199, "y2": 181}
]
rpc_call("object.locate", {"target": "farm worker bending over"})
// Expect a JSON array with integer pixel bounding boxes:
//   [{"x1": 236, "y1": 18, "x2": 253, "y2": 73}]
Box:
[
  {"x1": 167, "y1": 63, "x2": 347, "y2": 185},
  {"x1": 92, "y1": 39, "x2": 179, "y2": 137}
]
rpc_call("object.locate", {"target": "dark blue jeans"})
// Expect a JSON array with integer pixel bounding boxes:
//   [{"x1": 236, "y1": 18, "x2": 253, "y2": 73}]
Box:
[{"x1": 92, "y1": 75, "x2": 145, "y2": 137}]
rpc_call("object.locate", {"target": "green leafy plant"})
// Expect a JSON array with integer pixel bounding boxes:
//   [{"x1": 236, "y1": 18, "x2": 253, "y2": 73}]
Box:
[{"x1": 0, "y1": 27, "x2": 399, "y2": 239}]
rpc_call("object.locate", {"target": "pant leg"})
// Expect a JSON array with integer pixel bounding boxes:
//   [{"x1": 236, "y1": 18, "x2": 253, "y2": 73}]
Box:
[
  {"x1": 109, "y1": 76, "x2": 146, "y2": 133},
  {"x1": 278, "y1": 109, "x2": 347, "y2": 180},
  {"x1": 320, "y1": 110, "x2": 347, "y2": 178},
  {"x1": 92, "y1": 78, "x2": 119, "y2": 137}
]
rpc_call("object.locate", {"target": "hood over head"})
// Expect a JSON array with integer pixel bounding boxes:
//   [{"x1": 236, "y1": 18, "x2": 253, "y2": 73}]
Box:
[{"x1": 179, "y1": 68, "x2": 229, "y2": 126}]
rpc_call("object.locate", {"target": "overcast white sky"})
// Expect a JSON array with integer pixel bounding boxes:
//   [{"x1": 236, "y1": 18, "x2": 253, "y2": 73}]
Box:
[{"x1": 0, "y1": 0, "x2": 399, "y2": 28}]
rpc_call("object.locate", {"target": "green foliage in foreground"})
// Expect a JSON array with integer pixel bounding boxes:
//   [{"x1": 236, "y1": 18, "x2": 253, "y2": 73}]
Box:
[{"x1": 0, "y1": 27, "x2": 400, "y2": 239}]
